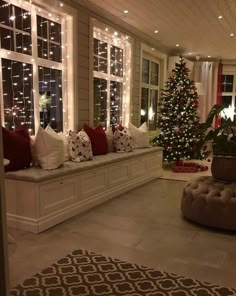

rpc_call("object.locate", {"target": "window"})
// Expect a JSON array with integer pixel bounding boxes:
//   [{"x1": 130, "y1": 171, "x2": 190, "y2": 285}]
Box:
[
  {"x1": 141, "y1": 56, "x2": 160, "y2": 130},
  {"x1": 221, "y1": 73, "x2": 236, "y2": 122},
  {"x1": 0, "y1": 0, "x2": 71, "y2": 134},
  {"x1": 93, "y1": 25, "x2": 131, "y2": 129}
]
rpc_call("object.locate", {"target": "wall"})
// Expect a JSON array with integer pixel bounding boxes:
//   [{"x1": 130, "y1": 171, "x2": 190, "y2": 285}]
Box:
[{"x1": 64, "y1": 0, "x2": 168, "y2": 130}]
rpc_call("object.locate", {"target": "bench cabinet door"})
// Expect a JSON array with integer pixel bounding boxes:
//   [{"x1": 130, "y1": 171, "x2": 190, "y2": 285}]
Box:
[
  {"x1": 79, "y1": 168, "x2": 108, "y2": 200},
  {"x1": 39, "y1": 177, "x2": 78, "y2": 216}
]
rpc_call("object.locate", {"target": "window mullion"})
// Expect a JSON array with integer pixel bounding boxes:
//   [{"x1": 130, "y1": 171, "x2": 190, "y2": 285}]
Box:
[{"x1": 31, "y1": 7, "x2": 39, "y2": 132}]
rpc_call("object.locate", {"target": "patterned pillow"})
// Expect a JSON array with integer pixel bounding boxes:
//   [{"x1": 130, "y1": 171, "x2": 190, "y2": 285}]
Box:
[
  {"x1": 68, "y1": 130, "x2": 93, "y2": 162},
  {"x1": 113, "y1": 127, "x2": 133, "y2": 152}
]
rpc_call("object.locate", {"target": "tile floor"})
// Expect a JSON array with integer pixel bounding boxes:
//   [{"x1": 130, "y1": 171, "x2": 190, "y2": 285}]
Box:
[{"x1": 8, "y1": 178, "x2": 236, "y2": 289}]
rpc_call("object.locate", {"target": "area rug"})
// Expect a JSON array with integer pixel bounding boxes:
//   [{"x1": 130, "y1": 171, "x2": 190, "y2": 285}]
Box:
[{"x1": 10, "y1": 249, "x2": 236, "y2": 296}]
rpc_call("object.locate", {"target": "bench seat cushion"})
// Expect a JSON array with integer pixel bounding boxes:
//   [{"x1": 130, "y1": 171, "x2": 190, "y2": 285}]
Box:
[{"x1": 5, "y1": 147, "x2": 162, "y2": 183}]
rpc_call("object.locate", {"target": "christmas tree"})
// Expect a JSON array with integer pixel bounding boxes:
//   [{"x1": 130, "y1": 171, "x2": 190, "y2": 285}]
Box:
[{"x1": 152, "y1": 56, "x2": 207, "y2": 163}]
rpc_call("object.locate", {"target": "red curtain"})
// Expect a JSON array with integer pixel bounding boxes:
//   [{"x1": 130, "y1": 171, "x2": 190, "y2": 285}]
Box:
[{"x1": 215, "y1": 61, "x2": 223, "y2": 127}]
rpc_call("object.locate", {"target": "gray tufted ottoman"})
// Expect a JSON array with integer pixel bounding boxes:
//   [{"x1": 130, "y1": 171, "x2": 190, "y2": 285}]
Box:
[{"x1": 181, "y1": 176, "x2": 236, "y2": 230}]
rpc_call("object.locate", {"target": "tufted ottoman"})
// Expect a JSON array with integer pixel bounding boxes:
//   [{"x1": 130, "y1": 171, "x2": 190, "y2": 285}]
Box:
[{"x1": 181, "y1": 176, "x2": 236, "y2": 230}]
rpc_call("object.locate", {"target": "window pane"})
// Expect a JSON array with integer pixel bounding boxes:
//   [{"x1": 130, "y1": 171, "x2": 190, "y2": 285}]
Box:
[
  {"x1": 142, "y1": 58, "x2": 149, "y2": 83},
  {"x1": 93, "y1": 38, "x2": 107, "y2": 73},
  {"x1": 141, "y1": 88, "x2": 148, "y2": 124},
  {"x1": 49, "y1": 42, "x2": 61, "y2": 62},
  {"x1": 222, "y1": 75, "x2": 234, "y2": 92},
  {"x1": 222, "y1": 96, "x2": 232, "y2": 108},
  {"x1": 37, "y1": 16, "x2": 48, "y2": 39},
  {"x1": 37, "y1": 38, "x2": 48, "y2": 59},
  {"x1": 110, "y1": 45, "x2": 123, "y2": 77},
  {"x1": 151, "y1": 62, "x2": 159, "y2": 85},
  {"x1": 2, "y1": 58, "x2": 34, "y2": 133},
  {"x1": 149, "y1": 89, "x2": 158, "y2": 130},
  {"x1": 49, "y1": 21, "x2": 61, "y2": 44},
  {"x1": 37, "y1": 16, "x2": 62, "y2": 62},
  {"x1": 38, "y1": 66, "x2": 63, "y2": 132},
  {"x1": 15, "y1": 6, "x2": 31, "y2": 33},
  {"x1": 16, "y1": 32, "x2": 32, "y2": 55},
  {"x1": 110, "y1": 81, "x2": 122, "y2": 126},
  {"x1": 0, "y1": 1, "x2": 12, "y2": 27},
  {"x1": 0, "y1": 27, "x2": 14, "y2": 50},
  {"x1": 93, "y1": 77, "x2": 107, "y2": 128},
  {"x1": 95, "y1": 39, "x2": 107, "y2": 59}
]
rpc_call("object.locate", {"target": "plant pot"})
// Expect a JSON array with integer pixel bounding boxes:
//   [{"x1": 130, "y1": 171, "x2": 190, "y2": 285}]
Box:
[{"x1": 211, "y1": 155, "x2": 236, "y2": 182}]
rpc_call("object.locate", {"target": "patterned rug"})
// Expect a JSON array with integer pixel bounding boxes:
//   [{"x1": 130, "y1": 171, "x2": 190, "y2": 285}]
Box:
[{"x1": 10, "y1": 249, "x2": 236, "y2": 296}]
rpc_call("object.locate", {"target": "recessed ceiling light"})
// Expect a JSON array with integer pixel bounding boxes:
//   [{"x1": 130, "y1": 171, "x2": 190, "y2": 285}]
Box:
[
  {"x1": 218, "y1": 15, "x2": 223, "y2": 19},
  {"x1": 176, "y1": 44, "x2": 180, "y2": 47},
  {"x1": 114, "y1": 31, "x2": 118, "y2": 36},
  {"x1": 208, "y1": 55, "x2": 211, "y2": 58},
  {"x1": 154, "y1": 30, "x2": 159, "y2": 34},
  {"x1": 188, "y1": 52, "x2": 192, "y2": 55},
  {"x1": 123, "y1": 10, "x2": 128, "y2": 14},
  {"x1": 230, "y1": 33, "x2": 234, "y2": 37},
  {"x1": 105, "y1": 27, "x2": 108, "y2": 31},
  {"x1": 151, "y1": 48, "x2": 155, "y2": 51}
]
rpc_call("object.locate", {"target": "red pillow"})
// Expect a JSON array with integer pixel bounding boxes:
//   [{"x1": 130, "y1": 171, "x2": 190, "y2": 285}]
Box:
[
  {"x1": 2, "y1": 125, "x2": 32, "y2": 171},
  {"x1": 112, "y1": 124, "x2": 124, "y2": 133},
  {"x1": 83, "y1": 124, "x2": 108, "y2": 155}
]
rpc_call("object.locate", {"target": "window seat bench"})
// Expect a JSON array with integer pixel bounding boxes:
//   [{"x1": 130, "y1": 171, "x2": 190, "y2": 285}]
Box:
[{"x1": 5, "y1": 147, "x2": 163, "y2": 233}]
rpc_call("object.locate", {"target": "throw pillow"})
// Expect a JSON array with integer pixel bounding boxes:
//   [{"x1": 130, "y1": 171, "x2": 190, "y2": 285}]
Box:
[
  {"x1": 68, "y1": 130, "x2": 93, "y2": 162},
  {"x1": 58, "y1": 132, "x2": 70, "y2": 161},
  {"x1": 128, "y1": 122, "x2": 150, "y2": 148},
  {"x1": 83, "y1": 124, "x2": 108, "y2": 155},
  {"x1": 113, "y1": 127, "x2": 133, "y2": 152},
  {"x1": 105, "y1": 126, "x2": 115, "y2": 153},
  {"x1": 34, "y1": 126, "x2": 64, "y2": 170},
  {"x1": 2, "y1": 125, "x2": 32, "y2": 172}
]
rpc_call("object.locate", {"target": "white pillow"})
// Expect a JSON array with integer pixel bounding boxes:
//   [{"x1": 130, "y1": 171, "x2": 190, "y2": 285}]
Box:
[
  {"x1": 34, "y1": 126, "x2": 65, "y2": 170},
  {"x1": 113, "y1": 127, "x2": 133, "y2": 152},
  {"x1": 128, "y1": 122, "x2": 150, "y2": 148},
  {"x1": 68, "y1": 130, "x2": 93, "y2": 162},
  {"x1": 105, "y1": 127, "x2": 114, "y2": 152},
  {"x1": 30, "y1": 135, "x2": 38, "y2": 166},
  {"x1": 58, "y1": 132, "x2": 70, "y2": 161}
]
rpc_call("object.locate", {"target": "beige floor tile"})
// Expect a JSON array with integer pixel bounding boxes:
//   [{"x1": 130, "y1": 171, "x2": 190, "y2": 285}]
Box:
[{"x1": 8, "y1": 178, "x2": 236, "y2": 290}]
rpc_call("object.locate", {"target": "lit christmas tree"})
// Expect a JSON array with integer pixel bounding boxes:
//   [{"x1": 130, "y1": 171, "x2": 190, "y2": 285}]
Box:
[{"x1": 152, "y1": 56, "x2": 207, "y2": 163}]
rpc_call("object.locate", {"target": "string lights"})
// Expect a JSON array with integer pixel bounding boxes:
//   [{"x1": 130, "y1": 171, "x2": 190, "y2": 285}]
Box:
[
  {"x1": 0, "y1": 0, "x2": 67, "y2": 134},
  {"x1": 93, "y1": 25, "x2": 131, "y2": 128}
]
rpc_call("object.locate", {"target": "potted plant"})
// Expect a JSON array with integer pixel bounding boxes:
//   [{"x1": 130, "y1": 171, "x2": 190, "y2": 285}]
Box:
[{"x1": 196, "y1": 104, "x2": 236, "y2": 181}]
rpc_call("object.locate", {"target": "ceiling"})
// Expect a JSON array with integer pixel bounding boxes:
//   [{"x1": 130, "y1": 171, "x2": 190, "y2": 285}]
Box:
[{"x1": 75, "y1": 0, "x2": 236, "y2": 62}]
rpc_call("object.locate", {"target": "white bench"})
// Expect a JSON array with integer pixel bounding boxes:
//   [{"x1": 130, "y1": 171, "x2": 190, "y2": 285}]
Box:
[{"x1": 5, "y1": 147, "x2": 163, "y2": 233}]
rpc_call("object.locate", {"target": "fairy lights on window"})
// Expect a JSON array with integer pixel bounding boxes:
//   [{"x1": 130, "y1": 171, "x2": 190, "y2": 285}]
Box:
[
  {"x1": 93, "y1": 24, "x2": 131, "y2": 128},
  {"x1": 0, "y1": 0, "x2": 68, "y2": 133}
]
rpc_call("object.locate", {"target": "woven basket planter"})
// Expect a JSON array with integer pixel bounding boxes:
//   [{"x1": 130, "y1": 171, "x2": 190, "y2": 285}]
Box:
[{"x1": 211, "y1": 155, "x2": 236, "y2": 182}]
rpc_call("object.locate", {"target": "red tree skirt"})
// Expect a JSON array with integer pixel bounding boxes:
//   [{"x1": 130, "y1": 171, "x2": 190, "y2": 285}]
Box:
[{"x1": 172, "y1": 160, "x2": 208, "y2": 173}]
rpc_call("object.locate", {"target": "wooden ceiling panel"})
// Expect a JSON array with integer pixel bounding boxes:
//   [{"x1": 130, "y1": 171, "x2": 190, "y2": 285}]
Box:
[{"x1": 75, "y1": 0, "x2": 236, "y2": 61}]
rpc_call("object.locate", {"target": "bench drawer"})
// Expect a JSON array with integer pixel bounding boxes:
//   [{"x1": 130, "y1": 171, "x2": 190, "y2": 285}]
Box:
[{"x1": 39, "y1": 178, "x2": 77, "y2": 216}]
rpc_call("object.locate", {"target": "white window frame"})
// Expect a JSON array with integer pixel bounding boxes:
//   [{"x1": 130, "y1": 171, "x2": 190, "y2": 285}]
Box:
[
  {"x1": 141, "y1": 54, "x2": 160, "y2": 131},
  {"x1": 91, "y1": 21, "x2": 132, "y2": 128},
  {"x1": 0, "y1": 0, "x2": 75, "y2": 133},
  {"x1": 221, "y1": 67, "x2": 236, "y2": 121},
  {"x1": 140, "y1": 44, "x2": 167, "y2": 132}
]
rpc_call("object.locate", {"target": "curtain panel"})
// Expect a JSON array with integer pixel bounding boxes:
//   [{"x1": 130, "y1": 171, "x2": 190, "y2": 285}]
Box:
[{"x1": 192, "y1": 61, "x2": 219, "y2": 122}]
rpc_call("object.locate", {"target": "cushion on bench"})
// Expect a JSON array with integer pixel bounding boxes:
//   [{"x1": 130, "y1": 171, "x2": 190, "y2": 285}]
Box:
[{"x1": 5, "y1": 147, "x2": 163, "y2": 182}]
